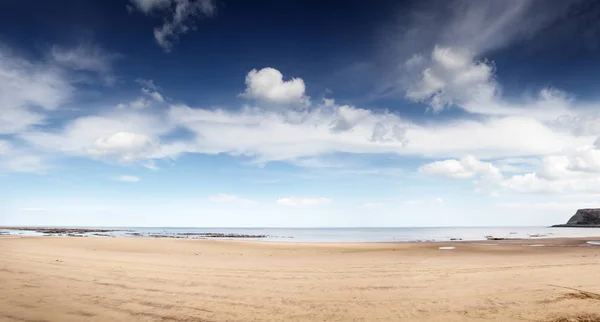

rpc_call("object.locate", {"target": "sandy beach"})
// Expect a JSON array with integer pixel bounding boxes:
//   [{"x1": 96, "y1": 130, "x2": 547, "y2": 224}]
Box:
[{"x1": 1, "y1": 236, "x2": 599, "y2": 322}]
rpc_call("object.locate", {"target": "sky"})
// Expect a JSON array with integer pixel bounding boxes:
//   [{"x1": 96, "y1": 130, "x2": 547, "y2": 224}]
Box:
[{"x1": 2, "y1": 0, "x2": 600, "y2": 227}]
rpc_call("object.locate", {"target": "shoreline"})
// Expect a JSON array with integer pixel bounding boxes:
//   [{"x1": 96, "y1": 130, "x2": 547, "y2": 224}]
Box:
[
  {"x1": 3, "y1": 233, "x2": 600, "y2": 248},
  {"x1": 3, "y1": 225, "x2": 600, "y2": 245},
  {"x1": 3, "y1": 225, "x2": 600, "y2": 244}
]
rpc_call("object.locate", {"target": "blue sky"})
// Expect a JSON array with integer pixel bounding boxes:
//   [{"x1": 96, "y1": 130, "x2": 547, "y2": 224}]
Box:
[{"x1": 2, "y1": 0, "x2": 600, "y2": 227}]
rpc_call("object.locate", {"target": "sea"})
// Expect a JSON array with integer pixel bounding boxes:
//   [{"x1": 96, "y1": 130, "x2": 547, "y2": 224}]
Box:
[{"x1": 3, "y1": 226, "x2": 600, "y2": 243}]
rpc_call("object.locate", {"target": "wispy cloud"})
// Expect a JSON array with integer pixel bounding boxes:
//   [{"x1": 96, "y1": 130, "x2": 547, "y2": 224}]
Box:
[{"x1": 128, "y1": 0, "x2": 217, "y2": 52}]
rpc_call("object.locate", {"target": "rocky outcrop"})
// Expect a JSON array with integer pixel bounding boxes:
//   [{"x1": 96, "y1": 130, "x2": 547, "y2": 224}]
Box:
[{"x1": 552, "y1": 209, "x2": 600, "y2": 227}]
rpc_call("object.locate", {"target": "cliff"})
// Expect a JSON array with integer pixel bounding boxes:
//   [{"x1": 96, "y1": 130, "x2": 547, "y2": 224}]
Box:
[{"x1": 552, "y1": 208, "x2": 600, "y2": 227}]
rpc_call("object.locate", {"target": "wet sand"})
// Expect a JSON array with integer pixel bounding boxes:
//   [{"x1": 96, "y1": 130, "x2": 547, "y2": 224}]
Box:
[{"x1": 1, "y1": 236, "x2": 600, "y2": 321}]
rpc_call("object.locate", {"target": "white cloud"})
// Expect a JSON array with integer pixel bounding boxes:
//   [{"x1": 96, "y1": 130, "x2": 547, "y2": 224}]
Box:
[
  {"x1": 121, "y1": 97, "x2": 151, "y2": 109},
  {"x1": 404, "y1": 46, "x2": 573, "y2": 120},
  {"x1": 422, "y1": 146, "x2": 600, "y2": 195},
  {"x1": 405, "y1": 46, "x2": 496, "y2": 113},
  {"x1": 209, "y1": 194, "x2": 256, "y2": 204},
  {"x1": 566, "y1": 145, "x2": 600, "y2": 173},
  {"x1": 12, "y1": 62, "x2": 595, "y2": 174},
  {"x1": 90, "y1": 132, "x2": 156, "y2": 161},
  {"x1": 241, "y1": 68, "x2": 309, "y2": 106},
  {"x1": 130, "y1": 98, "x2": 151, "y2": 109},
  {"x1": 129, "y1": 0, "x2": 216, "y2": 52},
  {"x1": 276, "y1": 197, "x2": 331, "y2": 206},
  {"x1": 116, "y1": 175, "x2": 140, "y2": 183},
  {"x1": 142, "y1": 88, "x2": 165, "y2": 102},
  {"x1": 20, "y1": 112, "x2": 170, "y2": 163},
  {"x1": 392, "y1": 1, "x2": 576, "y2": 119},
  {"x1": 419, "y1": 155, "x2": 501, "y2": 180},
  {"x1": 3, "y1": 155, "x2": 47, "y2": 174},
  {"x1": 0, "y1": 45, "x2": 73, "y2": 134},
  {"x1": 499, "y1": 150, "x2": 600, "y2": 194}
]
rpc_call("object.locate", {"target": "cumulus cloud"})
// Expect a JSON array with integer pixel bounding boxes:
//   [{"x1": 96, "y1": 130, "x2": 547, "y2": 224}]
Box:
[
  {"x1": 4, "y1": 53, "x2": 597, "y2": 187},
  {"x1": 500, "y1": 147, "x2": 600, "y2": 194},
  {"x1": 20, "y1": 112, "x2": 170, "y2": 163},
  {"x1": 209, "y1": 194, "x2": 257, "y2": 204},
  {"x1": 419, "y1": 155, "x2": 501, "y2": 180},
  {"x1": 116, "y1": 175, "x2": 140, "y2": 183},
  {"x1": 393, "y1": 0, "x2": 577, "y2": 119},
  {"x1": 404, "y1": 46, "x2": 573, "y2": 119},
  {"x1": 15, "y1": 64, "x2": 594, "y2": 171},
  {"x1": 405, "y1": 46, "x2": 496, "y2": 113},
  {"x1": 129, "y1": 0, "x2": 217, "y2": 52},
  {"x1": 422, "y1": 146, "x2": 600, "y2": 195},
  {"x1": 241, "y1": 68, "x2": 309, "y2": 106},
  {"x1": 90, "y1": 132, "x2": 157, "y2": 161},
  {"x1": 276, "y1": 197, "x2": 331, "y2": 206}
]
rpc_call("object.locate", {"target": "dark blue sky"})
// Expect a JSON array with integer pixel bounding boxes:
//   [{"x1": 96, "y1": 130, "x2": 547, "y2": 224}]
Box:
[
  {"x1": 0, "y1": 0, "x2": 405, "y2": 106},
  {"x1": 5, "y1": 0, "x2": 599, "y2": 111}
]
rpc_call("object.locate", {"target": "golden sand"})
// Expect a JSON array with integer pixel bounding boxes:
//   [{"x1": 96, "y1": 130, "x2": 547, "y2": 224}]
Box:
[{"x1": 1, "y1": 236, "x2": 599, "y2": 321}]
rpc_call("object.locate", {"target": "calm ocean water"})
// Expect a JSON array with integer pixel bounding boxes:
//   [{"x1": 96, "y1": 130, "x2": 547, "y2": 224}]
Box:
[{"x1": 4, "y1": 226, "x2": 600, "y2": 242}]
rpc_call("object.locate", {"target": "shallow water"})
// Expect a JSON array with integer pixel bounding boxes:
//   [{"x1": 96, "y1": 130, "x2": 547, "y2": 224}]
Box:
[{"x1": 3, "y1": 226, "x2": 600, "y2": 242}]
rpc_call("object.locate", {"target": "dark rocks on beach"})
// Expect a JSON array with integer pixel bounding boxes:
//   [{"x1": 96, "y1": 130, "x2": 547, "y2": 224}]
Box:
[
  {"x1": 0, "y1": 227, "x2": 119, "y2": 234},
  {"x1": 92, "y1": 233, "x2": 114, "y2": 237},
  {"x1": 178, "y1": 232, "x2": 268, "y2": 238},
  {"x1": 485, "y1": 236, "x2": 520, "y2": 241},
  {"x1": 552, "y1": 209, "x2": 600, "y2": 227}
]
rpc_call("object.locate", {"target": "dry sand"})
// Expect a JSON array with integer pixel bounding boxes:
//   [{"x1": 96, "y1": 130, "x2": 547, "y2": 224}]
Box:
[{"x1": 1, "y1": 236, "x2": 600, "y2": 322}]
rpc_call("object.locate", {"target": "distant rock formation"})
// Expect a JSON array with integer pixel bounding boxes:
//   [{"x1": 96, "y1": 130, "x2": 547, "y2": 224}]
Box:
[{"x1": 552, "y1": 208, "x2": 600, "y2": 227}]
